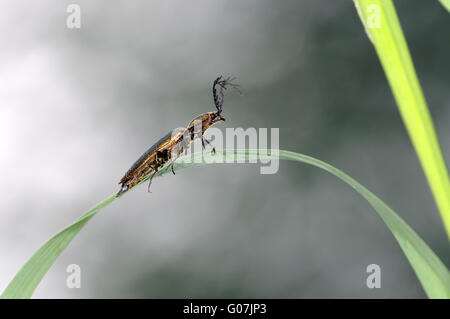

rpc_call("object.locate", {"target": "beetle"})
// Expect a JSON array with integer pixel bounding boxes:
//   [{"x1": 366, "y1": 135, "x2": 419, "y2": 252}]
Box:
[{"x1": 116, "y1": 76, "x2": 240, "y2": 197}]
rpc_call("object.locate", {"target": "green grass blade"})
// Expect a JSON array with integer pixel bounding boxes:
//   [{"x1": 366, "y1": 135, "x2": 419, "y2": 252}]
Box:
[
  {"x1": 353, "y1": 0, "x2": 450, "y2": 238},
  {"x1": 0, "y1": 195, "x2": 116, "y2": 299},
  {"x1": 438, "y1": 0, "x2": 450, "y2": 12},
  {"x1": 1, "y1": 149, "x2": 449, "y2": 298}
]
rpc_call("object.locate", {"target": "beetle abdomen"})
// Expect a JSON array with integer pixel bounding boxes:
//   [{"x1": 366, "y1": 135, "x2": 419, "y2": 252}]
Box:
[{"x1": 116, "y1": 128, "x2": 186, "y2": 197}]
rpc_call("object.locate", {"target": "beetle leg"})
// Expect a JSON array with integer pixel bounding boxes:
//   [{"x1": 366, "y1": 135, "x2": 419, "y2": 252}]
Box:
[
  {"x1": 171, "y1": 162, "x2": 176, "y2": 175},
  {"x1": 202, "y1": 137, "x2": 216, "y2": 155},
  {"x1": 147, "y1": 170, "x2": 157, "y2": 193}
]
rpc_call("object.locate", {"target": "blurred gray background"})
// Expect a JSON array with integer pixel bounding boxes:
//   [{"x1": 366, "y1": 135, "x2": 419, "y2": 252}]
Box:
[{"x1": 0, "y1": 0, "x2": 449, "y2": 298}]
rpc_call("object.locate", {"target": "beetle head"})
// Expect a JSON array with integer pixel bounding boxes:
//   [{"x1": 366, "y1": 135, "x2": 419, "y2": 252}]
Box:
[
  {"x1": 210, "y1": 111, "x2": 226, "y2": 123},
  {"x1": 186, "y1": 76, "x2": 240, "y2": 135}
]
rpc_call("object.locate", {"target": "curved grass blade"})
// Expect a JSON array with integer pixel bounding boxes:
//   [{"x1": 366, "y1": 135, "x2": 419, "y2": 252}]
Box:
[
  {"x1": 1, "y1": 149, "x2": 449, "y2": 298},
  {"x1": 353, "y1": 0, "x2": 450, "y2": 238},
  {"x1": 438, "y1": 0, "x2": 450, "y2": 12}
]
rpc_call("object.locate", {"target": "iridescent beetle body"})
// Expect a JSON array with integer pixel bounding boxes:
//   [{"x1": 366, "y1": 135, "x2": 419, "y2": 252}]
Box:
[{"x1": 116, "y1": 76, "x2": 240, "y2": 197}]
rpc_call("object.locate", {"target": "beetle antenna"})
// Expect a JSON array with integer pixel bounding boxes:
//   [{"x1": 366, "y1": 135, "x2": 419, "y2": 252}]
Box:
[{"x1": 213, "y1": 76, "x2": 242, "y2": 114}]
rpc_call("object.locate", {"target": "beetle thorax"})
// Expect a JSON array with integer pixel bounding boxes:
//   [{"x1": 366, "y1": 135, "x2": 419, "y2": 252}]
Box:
[{"x1": 187, "y1": 112, "x2": 219, "y2": 133}]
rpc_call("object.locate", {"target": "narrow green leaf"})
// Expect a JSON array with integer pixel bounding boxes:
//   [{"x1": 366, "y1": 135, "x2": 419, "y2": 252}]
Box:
[
  {"x1": 353, "y1": 1, "x2": 450, "y2": 238},
  {"x1": 438, "y1": 0, "x2": 450, "y2": 12},
  {"x1": 1, "y1": 149, "x2": 449, "y2": 298}
]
